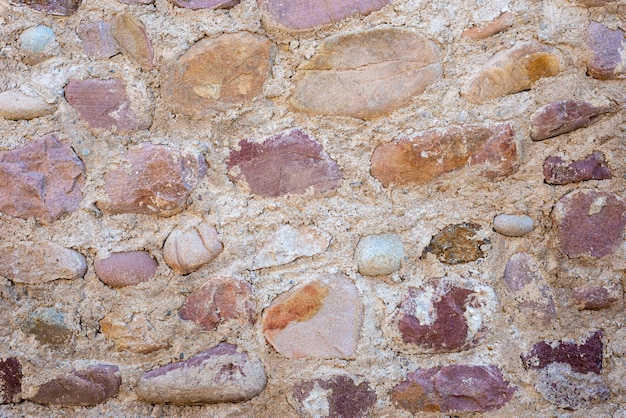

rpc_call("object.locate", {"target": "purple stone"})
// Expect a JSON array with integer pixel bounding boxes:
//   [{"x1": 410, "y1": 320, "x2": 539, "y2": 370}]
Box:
[
  {"x1": 587, "y1": 21, "x2": 625, "y2": 79},
  {"x1": 572, "y1": 286, "x2": 620, "y2": 310},
  {"x1": 530, "y1": 100, "x2": 609, "y2": 141},
  {"x1": 12, "y1": 0, "x2": 80, "y2": 15},
  {"x1": 0, "y1": 358, "x2": 22, "y2": 404},
  {"x1": 543, "y1": 151, "x2": 611, "y2": 185},
  {"x1": 168, "y1": 0, "x2": 238, "y2": 8},
  {"x1": 77, "y1": 21, "x2": 120, "y2": 60}
]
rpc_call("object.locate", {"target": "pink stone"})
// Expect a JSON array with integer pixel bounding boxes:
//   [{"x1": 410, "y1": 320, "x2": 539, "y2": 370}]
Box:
[
  {"x1": 552, "y1": 189, "x2": 626, "y2": 258},
  {"x1": 163, "y1": 222, "x2": 223, "y2": 274},
  {"x1": 0, "y1": 358, "x2": 22, "y2": 404},
  {"x1": 587, "y1": 21, "x2": 626, "y2": 79},
  {"x1": 94, "y1": 251, "x2": 158, "y2": 288},
  {"x1": 227, "y1": 130, "x2": 342, "y2": 197},
  {"x1": 77, "y1": 21, "x2": 119, "y2": 60},
  {"x1": 179, "y1": 276, "x2": 256, "y2": 331},
  {"x1": 571, "y1": 285, "x2": 620, "y2": 310},
  {"x1": 102, "y1": 144, "x2": 207, "y2": 216},
  {"x1": 12, "y1": 0, "x2": 81, "y2": 15},
  {"x1": 543, "y1": 151, "x2": 612, "y2": 185},
  {"x1": 65, "y1": 78, "x2": 152, "y2": 132},
  {"x1": 168, "y1": 0, "x2": 238, "y2": 9},
  {"x1": 371, "y1": 124, "x2": 517, "y2": 187},
  {"x1": 262, "y1": 273, "x2": 362, "y2": 359},
  {"x1": 0, "y1": 133, "x2": 84, "y2": 224},
  {"x1": 530, "y1": 100, "x2": 609, "y2": 141},
  {"x1": 259, "y1": 0, "x2": 391, "y2": 30}
]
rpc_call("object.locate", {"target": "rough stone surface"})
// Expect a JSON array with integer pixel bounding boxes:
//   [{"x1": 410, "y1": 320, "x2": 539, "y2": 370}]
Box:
[
  {"x1": 571, "y1": 285, "x2": 620, "y2": 310},
  {"x1": 135, "y1": 343, "x2": 267, "y2": 404},
  {"x1": 102, "y1": 144, "x2": 207, "y2": 216},
  {"x1": 168, "y1": 0, "x2": 238, "y2": 9},
  {"x1": 462, "y1": 12, "x2": 514, "y2": 40},
  {"x1": 262, "y1": 273, "x2": 362, "y2": 359},
  {"x1": 493, "y1": 214, "x2": 534, "y2": 237},
  {"x1": 65, "y1": 78, "x2": 152, "y2": 132},
  {"x1": 0, "y1": 133, "x2": 84, "y2": 224},
  {"x1": 290, "y1": 28, "x2": 441, "y2": 119},
  {"x1": 162, "y1": 33, "x2": 271, "y2": 117},
  {"x1": 0, "y1": 358, "x2": 22, "y2": 404},
  {"x1": 466, "y1": 41, "x2": 560, "y2": 103},
  {"x1": 0, "y1": 241, "x2": 87, "y2": 284},
  {"x1": 30, "y1": 365, "x2": 121, "y2": 406},
  {"x1": 252, "y1": 224, "x2": 331, "y2": 270},
  {"x1": 543, "y1": 151, "x2": 612, "y2": 185},
  {"x1": 11, "y1": 0, "x2": 80, "y2": 15},
  {"x1": 100, "y1": 313, "x2": 169, "y2": 354},
  {"x1": 586, "y1": 21, "x2": 626, "y2": 79},
  {"x1": 392, "y1": 278, "x2": 496, "y2": 353},
  {"x1": 77, "y1": 21, "x2": 119, "y2": 60},
  {"x1": 354, "y1": 233, "x2": 404, "y2": 276},
  {"x1": 371, "y1": 124, "x2": 518, "y2": 187},
  {"x1": 179, "y1": 276, "x2": 255, "y2": 331},
  {"x1": 112, "y1": 13, "x2": 153, "y2": 70},
  {"x1": 503, "y1": 253, "x2": 557, "y2": 326},
  {"x1": 94, "y1": 251, "x2": 158, "y2": 288},
  {"x1": 422, "y1": 223, "x2": 488, "y2": 264},
  {"x1": 0, "y1": 91, "x2": 56, "y2": 120},
  {"x1": 530, "y1": 100, "x2": 609, "y2": 141},
  {"x1": 259, "y1": 0, "x2": 391, "y2": 30},
  {"x1": 227, "y1": 130, "x2": 342, "y2": 197},
  {"x1": 522, "y1": 330, "x2": 604, "y2": 374},
  {"x1": 392, "y1": 364, "x2": 515, "y2": 413},
  {"x1": 22, "y1": 307, "x2": 73, "y2": 347},
  {"x1": 290, "y1": 375, "x2": 376, "y2": 418},
  {"x1": 163, "y1": 222, "x2": 223, "y2": 274},
  {"x1": 551, "y1": 189, "x2": 626, "y2": 258}
]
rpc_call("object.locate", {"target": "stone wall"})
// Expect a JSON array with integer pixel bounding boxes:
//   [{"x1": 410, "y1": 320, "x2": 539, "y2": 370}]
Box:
[{"x1": 0, "y1": 0, "x2": 625, "y2": 416}]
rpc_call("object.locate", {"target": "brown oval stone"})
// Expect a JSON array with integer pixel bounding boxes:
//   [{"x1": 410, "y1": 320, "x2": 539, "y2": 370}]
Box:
[{"x1": 94, "y1": 251, "x2": 158, "y2": 288}]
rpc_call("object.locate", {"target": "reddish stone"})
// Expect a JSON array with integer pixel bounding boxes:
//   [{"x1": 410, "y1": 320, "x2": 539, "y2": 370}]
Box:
[
  {"x1": 291, "y1": 375, "x2": 376, "y2": 418},
  {"x1": 94, "y1": 251, "x2": 158, "y2": 288},
  {"x1": 102, "y1": 144, "x2": 207, "y2": 216},
  {"x1": 462, "y1": 12, "x2": 514, "y2": 40},
  {"x1": 119, "y1": 0, "x2": 153, "y2": 3},
  {"x1": 587, "y1": 21, "x2": 626, "y2": 79},
  {"x1": 0, "y1": 134, "x2": 84, "y2": 225},
  {"x1": 168, "y1": 0, "x2": 238, "y2": 9},
  {"x1": 259, "y1": 0, "x2": 390, "y2": 30},
  {"x1": 422, "y1": 223, "x2": 488, "y2": 265},
  {"x1": 227, "y1": 130, "x2": 342, "y2": 197},
  {"x1": 65, "y1": 78, "x2": 152, "y2": 132},
  {"x1": 572, "y1": 285, "x2": 620, "y2": 310},
  {"x1": 112, "y1": 13, "x2": 154, "y2": 70},
  {"x1": 12, "y1": 0, "x2": 80, "y2": 15},
  {"x1": 543, "y1": 151, "x2": 611, "y2": 185},
  {"x1": 180, "y1": 276, "x2": 256, "y2": 331},
  {"x1": 552, "y1": 189, "x2": 626, "y2": 258},
  {"x1": 77, "y1": 21, "x2": 119, "y2": 60},
  {"x1": 530, "y1": 100, "x2": 609, "y2": 141},
  {"x1": 30, "y1": 365, "x2": 121, "y2": 406},
  {"x1": 0, "y1": 358, "x2": 22, "y2": 404},
  {"x1": 371, "y1": 124, "x2": 517, "y2": 187},
  {"x1": 392, "y1": 365, "x2": 515, "y2": 413},
  {"x1": 575, "y1": 0, "x2": 616, "y2": 5}
]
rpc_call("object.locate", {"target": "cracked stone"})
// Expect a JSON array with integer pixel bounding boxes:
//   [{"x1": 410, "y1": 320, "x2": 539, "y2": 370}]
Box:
[
  {"x1": 422, "y1": 223, "x2": 488, "y2": 265},
  {"x1": 163, "y1": 222, "x2": 223, "y2": 274}
]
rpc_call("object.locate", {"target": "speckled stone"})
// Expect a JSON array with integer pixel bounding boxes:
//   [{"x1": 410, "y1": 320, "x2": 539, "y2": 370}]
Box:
[
  {"x1": 493, "y1": 214, "x2": 534, "y2": 237},
  {"x1": 22, "y1": 307, "x2": 72, "y2": 347},
  {"x1": 354, "y1": 234, "x2": 404, "y2": 276},
  {"x1": 586, "y1": 21, "x2": 626, "y2": 79},
  {"x1": 530, "y1": 100, "x2": 609, "y2": 141},
  {"x1": 422, "y1": 223, "x2": 488, "y2": 264},
  {"x1": 163, "y1": 222, "x2": 223, "y2": 274},
  {"x1": 94, "y1": 251, "x2": 158, "y2": 288},
  {"x1": 0, "y1": 358, "x2": 22, "y2": 404},
  {"x1": 0, "y1": 91, "x2": 56, "y2": 120},
  {"x1": 100, "y1": 313, "x2": 169, "y2": 353},
  {"x1": 543, "y1": 151, "x2": 612, "y2": 185}
]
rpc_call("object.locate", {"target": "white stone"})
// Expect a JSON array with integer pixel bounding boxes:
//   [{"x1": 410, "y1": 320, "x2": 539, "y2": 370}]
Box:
[
  {"x1": 163, "y1": 221, "x2": 223, "y2": 274},
  {"x1": 493, "y1": 214, "x2": 534, "y2": 237},
  {"x1": 252, "y1": 224, "x2": 331, "y2": 269},
  {"x1": 354, "y1": 234, "x2": 404, "y2": 276},
  {"x1": 0, "y1": 91, "x2": 56, "y2": 120}
]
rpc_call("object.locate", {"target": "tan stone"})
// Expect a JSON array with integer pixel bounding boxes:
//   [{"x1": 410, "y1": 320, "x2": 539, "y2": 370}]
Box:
[
  {"x1": 163, "y1": 221, "x2": 223, "y2": 274},
  {"x1": 100, "y1": 313, "x2": 169, "y2": 354},
  {"x1": 290, "y1": 28, "x2": 441, "y2": 119},
  {"x1": 252, "y1": 225, "x2": 331, "y2": 269},
  {"x1": 0, "y1": 91, "x2": 55, "y2": 120},
  {"x1": 162, "y1": 32, "x2": 271, "y2": 117},
  {"x1": 113, "y1": 13, "x2": 153, "y2": 70}
]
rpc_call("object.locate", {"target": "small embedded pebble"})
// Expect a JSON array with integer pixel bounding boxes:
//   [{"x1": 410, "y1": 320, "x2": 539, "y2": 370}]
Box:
[
  {"x1": 19, "y1": 25, "x2": 56, "y2": 64},
  {"x1": 354, "y1": 234, "x2": 404, "y2": 276},
  {"x1": 493, "y1": 214, "x2": 534, "y2": 237}
]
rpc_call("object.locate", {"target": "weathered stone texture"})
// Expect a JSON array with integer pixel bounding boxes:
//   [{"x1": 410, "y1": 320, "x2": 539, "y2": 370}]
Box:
[
  {"x1": 11, "y1": 0, "x2": 81, "y2": 15},
  {"x1": 100, "y1": 313, "x2": 169, "y2": 353},
  {"x1": 423, "y1": 223, "x2": 488, "y2": 264},
  {"x1": 77, "y1": 21, "x2": 119, "y2": 60},
  {"x1": 462, "y1": 12, "x2": 514, "y2": 40},
  {"x1": 587, "y1": 21, "x2": 626, "y2": 79},
  {"x1": 163, "y1": 222, "x2": 223, "y2": 274},
  {"x1": 112, "y1": 13, "x2": 154, "y2": 70},
  {"x1": 94, "y1": 251, "x2": 158, "y2": 288},
  {"x1": 22, "y1": 307, "x2": 73, "y2": 346},
  {"x1": 543, "y1": 151, "x2": 612, "y2": 185},
  {"x1": 530, "y1": 100, "x2": 609, "y2": 141},
  {"x1": 572, "y1": 285, "x2": 620, "y2": 310},
  {"x1": 0, "y1": 358, "x2": 22, "y2": 404},
  {"x1": 354, "y1": 233, "x2": 404, "y2": 276},
  {"x1": 0, "y1": 91, "x2": 56, "y2": 120},
  {"x1": 168, "y1": 0, "x2": 238, "y2": 9}
]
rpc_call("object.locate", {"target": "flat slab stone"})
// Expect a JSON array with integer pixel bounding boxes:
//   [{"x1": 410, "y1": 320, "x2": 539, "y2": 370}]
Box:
[
  {"x1": 94, "y1": 251, "x2": 158, "y2": 288},
  {"x1": 259, "y1": 0, "x2": 391, "y2": 30},
  {"x1": 290, "y1": 28, "x2": 441, "y2": 119},
  {"x1": 102, "y1": 144, "x2": 207, "y2": 216},
  {"x1": 587, "y1": 21, "x2": 626, "y2": 79},
  {"x1": 543, "y1": 151, "x2": 612, "y2": 185},
  {"x1": 252, "y1": 224, "x2": 331, "y2": 269},
  {"x1": 168, "y1": 0, "x2": 238, "y2": 9},
  {"x1": 136, "y1": 343, "x2": 267, "y2": 404},
  {"x1": 162, "y1": 32, "x2": 271, "y2": 117},
  {"x1": 0, "y1": 91, "x2": 56, "y2": 120},
  {"x1": 100, "y1": 313, "x2": 169, "y2": 353},
  {"x1": 530, "y1": 100, "x2": 609, "y2": 141},
  {"x1": 0, "y1": 358, "x2": 22, "y2": 404},
  {"x1": 371, "y1": 124, "x2": 517, "y2": 187},
  {"x1": 163, "y1": 221, "x2": 223, "y2": 274},
  {"x1": 11, "y1": 0, "x2": 81, "y2": 15},
  {"x1": 227, "y1": 129, "x2": 342, "y2": 197},
  {"x1": 262, "y1": 273, "x2": 363, "y2": 359},
  {"x1": 0, "y1": 134, "x2": 84, "y2": 224}
]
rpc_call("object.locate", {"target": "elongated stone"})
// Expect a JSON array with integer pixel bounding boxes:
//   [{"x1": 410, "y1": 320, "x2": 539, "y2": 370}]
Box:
[
  {"x1": 530, "y1": 100, "x2": 609, "y2": 141},
  {"x1": 587, "y1": 21, "x2": 626, "y2": 79},
  {"x1": 77, "y1": 21, "x2": 119, "y2": 60},
  {"x1": 252, "y1": 224, "x2": 331, "y2": 269},
  {"x1": 94, "y1": 251, "x2": 158, "y2": 288},
  {"x1": 259, "y1": 0, "x2": 391, "y2": 30},
  {"x1": 163, "y1": 222, "x2": 223, "y2": 274},
  {"x1": 572, "y1": 285, "x2": 620, "y2": 310},
  {"x1": 522, "y1": 331, "x2": 604, "y2": 374},
  {"x1": 290, "y1": 28, "x2": 441, "y2": 119},
  {"x1": 0, "y1": 358, "x2": 22, "y2": 404},
  {"x1": 493, "y1": 214, "x2": 534, "y2": 237},
  {"x1": 462, "y1": 12, "x2": 514, "y2": 40},
  {"x1": 136, "y1": 343, "x2": 267, "y2": 404},
  {"x1": 543, "y1": 151, "x2": 612, "y2": 185},
  {"x1": 371, "y1": 124, "x2": 517, "y2": 187},
  {"x1": 11, "y1": 0, "x2": 81, "y2": 15},
  {"x1": 113, "y1": 13, "x2": 153, "y2": 70},
  {"x1": 168, "y1": 0, "x2": 238, "y2": 9},
  {"x1": 0, "y1": 91, "x2": 55, "y2": 120}
]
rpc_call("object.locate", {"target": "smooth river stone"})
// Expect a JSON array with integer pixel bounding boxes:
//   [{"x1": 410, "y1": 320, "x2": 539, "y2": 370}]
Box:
[
  {"x1": 354, "y1": 233, "x2": 404, "y2": 276},
  {"x1": 290, "y1": 28, "x2": 441, "y2": 119},
  {"x1": 0, "y1": 91, "x2": 55, "y2": 120},
  {"x1": 371, "y1": 123, "x2": 517, "y2": 187},
  {"x1": 163, "y1": 222, "x2": 223, "y2": 274},
  {"x1": 11, "y1": 0, "x2": 81, "y2": 15},
  {"x1": 530, "y1": 100, "x2": 609, "y2": 141},
  {"x1": 18, "y1": 25, "x2": 56, "y2": 64},
  {"x1": 252, "y1": 224, "x2": 331, "y2": 270},
  {"x1": 552, "y1": 189, "x2": 626, "y2": 258},
  {"x1": 162, "y1": 32, "x2": 271, "y2": 117},
  {"x1": 466, "y1": 40, "x2": 560, "y2": 104},
  {"x1": 136, "y1": 343, "x2": 267, "y2": 404},
  {"x1": 94, "y1": 251, "x2": 158, "y2": 288},
  {"x1": 259, "y1": 0, "x2": 391, "y2": 30},
  {"x1": 0, "y1": 358, "x2": 22, "y2": 404},
  {"x1": 587, "y1": 21, "x2": 626, "y2": 79},
  {"x1": 168, "y1": 0, "x2": 238, "y2": 9},
  {"x1": 227, "y1": 129, "x2": 342, "y2": 197},
  {"x1": 0, "y1": 241, "x2": 86, "y2": 284},
  {"x1": 493, "y1": 214, "x2": 534, "y2": 237},
  {"x1": 113, "y1": 13, "x2": 154, "y2": 70},
  {"x1": 543, "y1": 151, "x2": 612, "y2": 185},
  {"x1": 100, "y1": 313, "x2": 169, "y2": 353},
  {"x1": 262, "y1": 274, "x2": 363, "y2": 359},
  {"x1": 0, "y1": 133, "x2": 84, "y2": 224}
]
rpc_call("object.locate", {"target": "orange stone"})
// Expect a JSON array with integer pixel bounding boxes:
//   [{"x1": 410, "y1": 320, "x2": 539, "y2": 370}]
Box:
[{"x1": 113, "y1": 13, "x2": 154, "y2": 70}]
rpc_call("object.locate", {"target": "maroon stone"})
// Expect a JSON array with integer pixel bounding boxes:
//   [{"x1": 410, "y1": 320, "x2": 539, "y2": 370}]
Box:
[
  {"x1": 0, "y1": 133, "x2": 84, "y2": 225},
  {"x1": 521, "y1": 330, "x2": 604, "y2": 375},
  {"x1": 0, "y1": 358, "x2": 22, "y2": 404},
  {"x1": 552, "y1": 189, "x2": 626, "y2": 258},
  {"x1": 587, "y1": 21, "x2": 625, "y2": 79},
  {"x1": 572, "y1": 286, "x2": 619, "y2": 310},
  {"x1": 103, "y1": 144, "x2": 207, "y2": 216},
  {"x1": 119, "y1": 0, "x2": 153, "y2": 3},
  {"x1": 392, "y1": 365, "x2": 515, "y2": 413},
  {"x1": 30, "y1": 364, "x2": 120, "y2": 406},
  {"x1": 11, "y1": 0, "x2": 80, "y2": 15},
  {"x1": 94, "y1": 251, "x2": 158, "y2": 288},
  {"x1": 168, "y1": 0, "x2": 237, "y2": 8},
  {"x1": 530, "y1": 100, "x2": 609, "y2": 141},
  {"x1": 543, "y1": 151, "x2": 611, "y2": 185},
  {"x1": 292, "y1": 375, "x2": 376, "y2": 418},
  {"x1": 65, "y1": 78, "x2": 152, "y2": 132},
  {"x1": 77, "y1": 21, "x2": 120, "y2": 60},
  {"x1": 576, "y1": 0, "x2": 616, "y2": 4},
  {"x1": 226, "y1": 130, "x2": 342, "y2": 197}
]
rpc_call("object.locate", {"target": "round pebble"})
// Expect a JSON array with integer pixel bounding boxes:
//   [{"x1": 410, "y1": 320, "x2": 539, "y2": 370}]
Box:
[
  {"x1": 19, "y1": 25, "x2": 55, "y2": 55},
  {"x1": 355, "y1": 234, "x2": 404, "y2": 276},
  {"x1": 493, "y1": 214, "x2": 534, "y2": 237}
]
